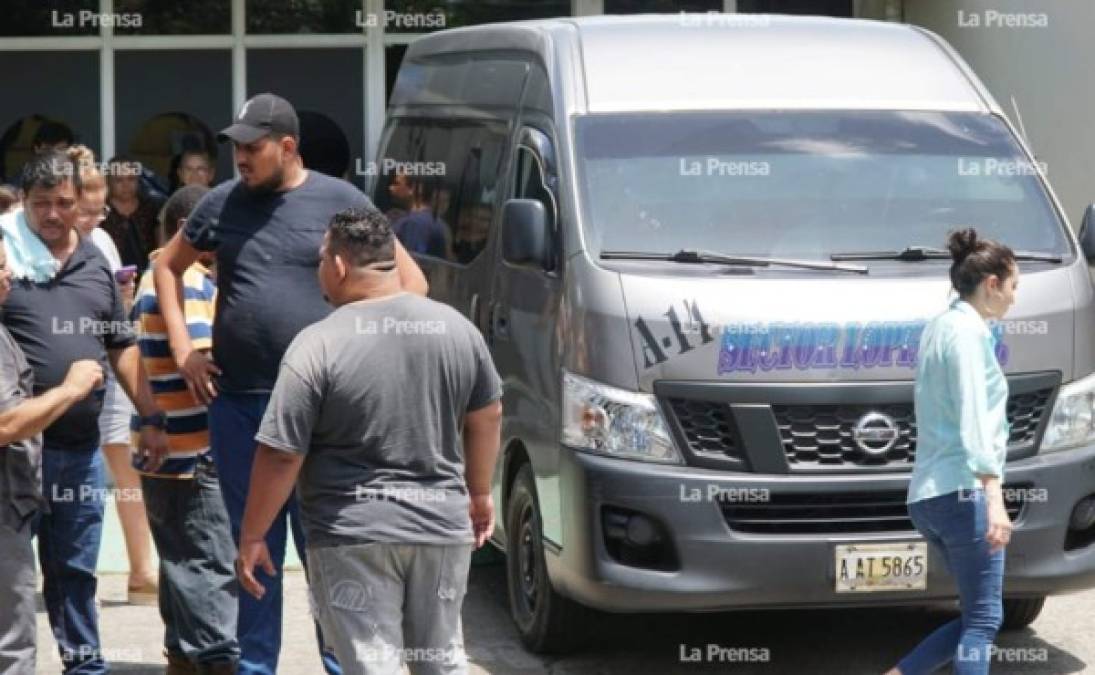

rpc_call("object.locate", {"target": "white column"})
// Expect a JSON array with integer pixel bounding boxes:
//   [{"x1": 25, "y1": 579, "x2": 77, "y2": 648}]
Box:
[
  {"x1": 99, "y1": 0, "x2": 115, "y2": 159},
  {"x1": 572, "y1": 0, "x2": 603, "y2": 16},
  {"x1": 363, "y1": 0, "x2": 385, "y2": 171},
  {"x1": 723, "y1": 0, "x2": 738, "y2": 12},
  {"x1": 231, "y1": 0, "x2": 247, "y2": 115}
]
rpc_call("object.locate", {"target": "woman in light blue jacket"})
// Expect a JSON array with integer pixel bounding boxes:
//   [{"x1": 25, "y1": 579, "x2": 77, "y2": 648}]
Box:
[{"x1": 889, "y1": 228, "x2": 1018, "y2": 675}]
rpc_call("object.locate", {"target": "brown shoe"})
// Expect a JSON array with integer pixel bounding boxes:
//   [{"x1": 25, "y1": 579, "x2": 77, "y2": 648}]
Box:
[
  {"x1": 165, "y1": 650, "x2": 198, "y2": 675},
  {"x1": 196, "y1": 660, "x2": 237, "y2": 675}
]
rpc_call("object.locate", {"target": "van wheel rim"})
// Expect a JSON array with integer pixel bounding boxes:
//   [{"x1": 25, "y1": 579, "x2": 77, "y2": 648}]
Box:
[{"x1": 517, "y1": 501, "x2": 540, "y2": 614}]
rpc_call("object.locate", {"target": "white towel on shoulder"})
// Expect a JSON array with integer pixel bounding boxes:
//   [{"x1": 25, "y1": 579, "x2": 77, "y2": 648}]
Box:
[{"x1": 0, "y1": 208, "x2": 61, "y2": 283}]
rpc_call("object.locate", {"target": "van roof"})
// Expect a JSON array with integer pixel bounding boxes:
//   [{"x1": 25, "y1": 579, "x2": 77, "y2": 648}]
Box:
[{"x1": 405, "y1": 14, "x2": 995, "y2": 114}]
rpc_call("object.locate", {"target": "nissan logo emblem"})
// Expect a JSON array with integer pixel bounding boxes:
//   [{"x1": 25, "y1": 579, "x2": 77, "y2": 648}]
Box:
[{"x1": 852, "y1": 412, "x2": 900, "y2": 456}]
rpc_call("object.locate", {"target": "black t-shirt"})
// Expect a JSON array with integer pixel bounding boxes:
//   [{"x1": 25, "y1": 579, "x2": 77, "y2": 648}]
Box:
[
  {"x1": 183, "y1": 171, "x2": 372, "y2": 393},
  {"x1": 1, "y1": 236, "x2": 134, "y2": 451}
]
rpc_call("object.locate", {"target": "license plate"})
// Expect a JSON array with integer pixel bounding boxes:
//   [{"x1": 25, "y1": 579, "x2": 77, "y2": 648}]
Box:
[{"x1": 835, "y1": 542, "x2": 927, "y2": 593}]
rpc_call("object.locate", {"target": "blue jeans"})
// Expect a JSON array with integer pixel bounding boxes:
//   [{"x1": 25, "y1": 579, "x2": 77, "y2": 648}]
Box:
[
  {"x1": 142, "y1": 454, "x2": 239, "y2": 666},
  {"x1": 36, "y1": 447, "x2": 107, "y2": 674},
  {"x1": 209, "y1": 391, "x2": 340, "y2": 675},
  {"x1": 898, "y1": 489, "x2": 1005, "y2": 675}
]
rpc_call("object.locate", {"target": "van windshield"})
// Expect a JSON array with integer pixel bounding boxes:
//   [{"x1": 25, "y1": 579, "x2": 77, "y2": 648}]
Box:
[{"x1": 574, "y1": 111, "x2": 1071, "y2": 261}]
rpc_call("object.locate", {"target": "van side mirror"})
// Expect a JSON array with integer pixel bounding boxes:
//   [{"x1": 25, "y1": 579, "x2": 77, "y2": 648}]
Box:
[
  {"x1": 502, "y1": 199, "x2": 550, "y2": 268},
  {"x1": 1081, "y1": 204, "x2": 1095, "y2": 263}
]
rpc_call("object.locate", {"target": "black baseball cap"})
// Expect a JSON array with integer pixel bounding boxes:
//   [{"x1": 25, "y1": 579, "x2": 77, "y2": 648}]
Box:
[{"x1": 218, "y1": 93, "x2": 300, "y2": 144}]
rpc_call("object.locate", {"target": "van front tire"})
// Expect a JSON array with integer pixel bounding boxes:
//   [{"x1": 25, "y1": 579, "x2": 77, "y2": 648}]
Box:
[
  {"x1": 1001, "y1": 597, "x2": 1045, "y2": 630},
  {"x1": 505, "y1": 464, "x2": 589, "y2": 653}
]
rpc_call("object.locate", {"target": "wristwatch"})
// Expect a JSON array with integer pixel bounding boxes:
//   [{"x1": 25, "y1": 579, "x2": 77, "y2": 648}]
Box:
[{"x1": 138, "y1": 411, "x2": 168, "y2": 430}]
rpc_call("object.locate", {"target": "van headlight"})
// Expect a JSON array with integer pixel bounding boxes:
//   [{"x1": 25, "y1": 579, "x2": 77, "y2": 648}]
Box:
[
  {"x1": 1041, "y1": 371, "x2": 1095, "y2": 452},
  {"x1": 561, "y1": 372, "x2": 682, "y2": 464}
]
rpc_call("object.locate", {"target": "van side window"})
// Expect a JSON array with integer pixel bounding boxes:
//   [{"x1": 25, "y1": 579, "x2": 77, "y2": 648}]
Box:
[
  {"x1": 513, "y1": 143, "x2": 558, "y2": 270},
  {"x1": 513, "y1": 145, "x2": 556, "y2": 231},
  {"x1": 376, "y1": 119, "x2": 507, "y2": 265}
]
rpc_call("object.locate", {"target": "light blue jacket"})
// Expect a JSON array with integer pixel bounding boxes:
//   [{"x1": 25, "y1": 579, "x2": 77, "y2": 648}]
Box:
[{"x1": 908, "y1": 299, "x2": 1009, "y2": 504}]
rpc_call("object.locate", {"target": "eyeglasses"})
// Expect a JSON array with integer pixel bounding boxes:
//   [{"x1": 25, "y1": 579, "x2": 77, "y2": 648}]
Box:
[{"x1": 76, "y1": 205, "x2": 110, "y2": 223}]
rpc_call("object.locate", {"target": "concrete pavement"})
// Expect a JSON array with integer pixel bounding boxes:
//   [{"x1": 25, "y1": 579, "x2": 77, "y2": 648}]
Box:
[
  {"x1": 30, "y1": 497, "x2": 1095, "y2": 673},
  {"x1": 35, "y1": 562, "x2": 1095, "y2": 674}
]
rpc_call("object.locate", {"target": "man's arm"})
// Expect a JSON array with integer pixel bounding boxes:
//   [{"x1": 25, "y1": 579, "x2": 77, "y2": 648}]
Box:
[
  {"x1": 152, "y1": 230, "x2": 220, "y2": 403},
  {"x1": 0, "y1": 361, "x2": 103, "y2": 446},
  {"x1": 237, "y1": 444, "x2": 305, "y2": 598},
  {"x1": 393, "y1": 238, "x2": 428, "y2": 296},
  {"x1": 108, "y1": 345, "x2": 169, "y2": 469},
  {"x1": 107, "y1": 345, "x2": 157, "y2": 418},
  {"x1": 464, "y1": 400, "x2": 503, "y2": 548}
]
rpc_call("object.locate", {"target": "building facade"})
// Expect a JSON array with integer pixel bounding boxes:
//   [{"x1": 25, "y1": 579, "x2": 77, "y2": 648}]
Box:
[{"x1": 0, "y1": 0, "x2": 864, "y2": 190}]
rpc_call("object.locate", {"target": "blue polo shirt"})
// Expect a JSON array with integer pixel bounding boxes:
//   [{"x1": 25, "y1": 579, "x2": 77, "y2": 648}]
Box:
[{"x1": 1, "y1": 235, "x2": 134, "y2": 451}]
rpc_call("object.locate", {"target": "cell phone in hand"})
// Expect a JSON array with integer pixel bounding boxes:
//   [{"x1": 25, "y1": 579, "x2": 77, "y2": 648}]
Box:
[{"x1": 115, "y1": 265, "x2": 138, "y2": 283}]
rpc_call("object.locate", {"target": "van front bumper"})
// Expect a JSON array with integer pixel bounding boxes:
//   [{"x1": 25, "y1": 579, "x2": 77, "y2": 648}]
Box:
[{"x1": 547, "y1": 443, "x2": 1095, "y2": 612}]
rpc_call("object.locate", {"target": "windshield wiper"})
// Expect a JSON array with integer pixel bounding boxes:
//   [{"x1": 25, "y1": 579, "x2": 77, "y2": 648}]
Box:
[
  {"x1": 831, "y1": 246, "x2": 949, "y2": 261},
  {"x1": 601, "y1": 249, "x2": 869, "y2": 274},
  {"x1": 831, "y1": 245, "x2": 1063, "y2": 263}
]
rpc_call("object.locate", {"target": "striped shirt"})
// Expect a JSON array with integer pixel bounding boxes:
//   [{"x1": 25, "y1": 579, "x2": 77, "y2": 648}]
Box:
[{"x1": 130, "y1": 252, "x2": 216, "y2": 478}]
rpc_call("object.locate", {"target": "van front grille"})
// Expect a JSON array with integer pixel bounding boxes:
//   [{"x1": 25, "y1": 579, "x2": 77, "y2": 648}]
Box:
[
  {"x1": 773, "y1": 388, "x2": 1053, "y2": 471},
  {"x1": 773, "y1": 403, "x2": 916, "y2": 470},
  {"x1": 720, "y1": 488, "x2": 1027, "y2": 535},
  {"x1": 667, "y1": 398, "x2": 743, "y2": 461},
  {"x1": 1007, "y1": 388, "x2": 1053, "y2": 444}
]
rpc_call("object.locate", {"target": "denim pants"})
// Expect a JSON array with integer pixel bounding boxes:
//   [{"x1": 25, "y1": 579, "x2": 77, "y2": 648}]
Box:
[
  {"x1": 36, "y1": 447, "x2": 107, "y2": 674},
  {"x1": 142, "y1": 454, "x2": 240, "y2": 666},
  {"x1": 307, "y1": 543, "x2": 473, "y2": 675},
  {"x1": 898, "y1": 489, "x2": 1006, "y2": 675},
  {"x1": 209, "y1": 391, "x2": 340, "y2": 675}
]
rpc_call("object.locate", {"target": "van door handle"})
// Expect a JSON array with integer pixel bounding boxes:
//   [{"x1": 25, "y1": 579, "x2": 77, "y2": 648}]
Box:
[{"x1": 492, "y1": 303, "x2": 510, "y2": 341}]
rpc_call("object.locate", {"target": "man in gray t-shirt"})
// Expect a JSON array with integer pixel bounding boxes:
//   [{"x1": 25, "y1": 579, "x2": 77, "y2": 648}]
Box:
[{"x1": 237, "y1": 207, "x2": 502, "y2": 674}]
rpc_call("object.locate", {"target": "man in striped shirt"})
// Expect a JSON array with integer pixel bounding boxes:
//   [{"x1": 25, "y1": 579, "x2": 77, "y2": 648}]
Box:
[{"x1": 131, "y1": 185, "x2": 239, "y2": 674}]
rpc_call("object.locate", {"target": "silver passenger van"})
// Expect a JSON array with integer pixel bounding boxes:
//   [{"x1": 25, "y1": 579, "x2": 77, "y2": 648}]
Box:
[{"x1": 373, "y1": 14, "x2": 1095, "y2": 652}]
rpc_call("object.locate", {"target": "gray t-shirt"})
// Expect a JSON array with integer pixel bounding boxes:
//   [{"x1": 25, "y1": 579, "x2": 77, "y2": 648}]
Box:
[
  {"x1": 256, "y1": 292, "x2": 503, "y2": 548},
  {"x1": 0, "y1": 325, "x2": 44, "y2": 527}
]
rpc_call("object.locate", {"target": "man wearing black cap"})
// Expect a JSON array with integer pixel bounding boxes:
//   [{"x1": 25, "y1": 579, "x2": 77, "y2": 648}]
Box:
[{"x1": 153, "y1": 93, "x2": 428, "y2": 675}]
